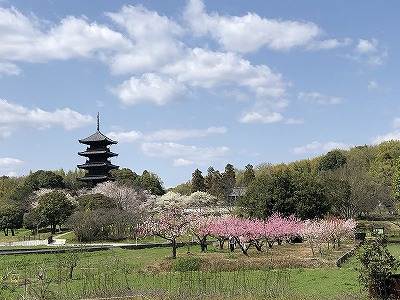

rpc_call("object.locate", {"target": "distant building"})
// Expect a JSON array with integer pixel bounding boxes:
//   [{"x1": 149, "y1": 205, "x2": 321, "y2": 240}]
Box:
[
  {"x1": 228, "y1": 187, "x2": 247, "y2": 206},
  {"x1": 77, "y1": 114, "x2": 119, "y2": 187}
]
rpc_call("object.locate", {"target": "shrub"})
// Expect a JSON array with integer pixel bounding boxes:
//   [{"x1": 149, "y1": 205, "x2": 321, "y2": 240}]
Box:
[
  {"x1": 357, "y1": 235, "x2": 399, "y2": 298},
  {"x1": 171, "y1": 257, "x2": 204, "y2": 272}
]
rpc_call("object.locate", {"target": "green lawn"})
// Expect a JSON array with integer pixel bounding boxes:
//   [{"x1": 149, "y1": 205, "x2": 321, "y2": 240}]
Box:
[{"x1": 0, "y1": 242, "x2": 369, "y2": 300}]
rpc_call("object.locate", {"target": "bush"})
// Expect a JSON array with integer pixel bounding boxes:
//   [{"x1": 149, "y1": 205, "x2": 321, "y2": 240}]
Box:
[
  {"x1": 171, "y1": 257, "x2": 204, "y2": 272},
  {"x1": 357, "y1": 235, "x2": 399, "y2": 298}
]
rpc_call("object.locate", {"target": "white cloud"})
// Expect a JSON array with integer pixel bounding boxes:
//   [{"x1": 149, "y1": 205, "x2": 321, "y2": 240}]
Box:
[
  {"x1": 298, "y1": 92, "x2": 345, "y2": 105},
  {"x1": 0, "y1": 61, "x2": 21, "y2": 76},
  {"x1": 293, "y1": 141, "x2": 350, "y2": 155},
  {"x1": 239, "y1": 111, "x2": 283, "y2": 124},
  {"x1": 141, "y1": 142, "x2": 229, "y2": 165},
  {"x1": 111, "y1": 73, "x2": 187, "y2": 105},
  {"x1": 0, "y1": 7, "x2": 130, "y2": 63},
  {"x1": 348, "y1": 38, "x2": 387, "y2": 66},
  {"x1": 0, "y1": 157, "x2": 23, "y2": 169},
  {"x1": 356, "y1": 39, "x2": 377, "y2": 53},
  {"x1": 285, "y1": 118, "x2": 304, "y2": 125},
  {"x1": 393, "y1": 118, "x2": 400, "y2": 129},
  {"x1": 173, "y1": 158, "x2": 194, "y2": 166},
  {"x1": 162, "y1": 48, "x2": 288, "y2": 119},
  {"x1": 372, "y1": 131, "x2": 400, "y2": 145},
  {"x1": 146, "y1": 126, "x2": 227, "y2": 141},
  {"x1": 0, "y1": 99, "x2": 94, "y2": 136},
  {"x1": 368, "y1": 80, "x2": 379, "y2": 90},
  {"x1": 309, "y1": 38, "x2": 352, "y2": 50},
  {"x1": 371, "y1": 119, "x2": 400, "y2": 144},
  {"x1": 1, "y1": 4, "x2": 289, "y2": 123},
  {"x1": 105, "y1": 5, "x2": 184, "y2": 74},
  {"x1": 183, "y1": 0, "x2": 322, "y2": 53},
  {"x1": 107, "y1": 130, "x2": 142, "y2": 143},
  {"x1": 106, "y1": 126, "x2": 227, "y2": 143}
]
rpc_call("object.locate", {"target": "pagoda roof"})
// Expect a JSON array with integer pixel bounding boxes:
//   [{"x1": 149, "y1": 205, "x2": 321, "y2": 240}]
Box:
[
  {"x1": 77, "y1": 162, "x2": 119, "y2": 169},
  {"x1": 78, "y1": 150, "x2": 118, "y2": 157},
  {"x1": 78, "y1": 175, "x2": 115, "y2": 182},
  {"x1": 79, "y1": 130, "x2": 117, "y2": 145}
]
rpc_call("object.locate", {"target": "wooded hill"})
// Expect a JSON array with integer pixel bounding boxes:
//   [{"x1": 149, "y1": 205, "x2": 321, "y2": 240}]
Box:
[{"x1": 182, "y1": 140, "x2": 400, "y2": 220}]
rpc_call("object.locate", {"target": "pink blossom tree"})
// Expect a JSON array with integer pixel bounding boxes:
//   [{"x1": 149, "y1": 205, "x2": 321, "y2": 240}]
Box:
[
  {"x1": 300, "y1": 218, "x2": 356, "y2": 256},
  {"x1": 189, "y1": 214, "x2": 214, "y2": 252},
  {"x1": 207, "y1": 214, "x2": 233, "y2": 250},
  {"x1": 141, "y1": 208, "x2": 191, "y2": 259}
]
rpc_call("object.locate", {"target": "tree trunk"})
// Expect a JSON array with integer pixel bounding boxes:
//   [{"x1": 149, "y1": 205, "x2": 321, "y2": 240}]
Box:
[
  {"x1": 254, "y1": 241, "x2": 263, "y2": 252},
  {"x1": 218, "y1": 238, "x2": 225, "y2": 250},
  {"x1": 172, "y1": 239, "x2": 177, "y2": 259},
  {"x1": 200, "y1": 237, "x2": 208, "y2": 252},
  {"x1": 69, "y1": 262, "x2": 77, "y2": 279},
  {"x1": 234, "y1": 237, "x2": 249, "y2": 256}
]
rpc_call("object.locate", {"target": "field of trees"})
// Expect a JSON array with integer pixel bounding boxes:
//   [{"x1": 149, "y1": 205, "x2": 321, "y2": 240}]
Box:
[
  {"x1": 2, "y1": 140, "x2": 400, "y2": 299},
  {"x1": 0, "y1": 237, "x2": 365, "y2": 300}
]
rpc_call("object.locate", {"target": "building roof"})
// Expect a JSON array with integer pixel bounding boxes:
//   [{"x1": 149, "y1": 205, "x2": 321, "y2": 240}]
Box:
[
  {"x1": 78, "y1": 130, "x2": 117, "y2": 145},
  {"x1": 78, "y1": 174, "x2": 115, "y2": 182},
  {"x1": 77, "y1": 162, "x2": 119, "y2": 169},
  {"x1": 78, "y1": 150, "x2": 118, "y2": 157}
]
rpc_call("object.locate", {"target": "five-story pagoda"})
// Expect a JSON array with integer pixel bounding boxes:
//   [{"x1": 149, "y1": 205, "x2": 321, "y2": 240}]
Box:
[{"x1": 77, "y1": 114, "x2": 119, "y2": 187}]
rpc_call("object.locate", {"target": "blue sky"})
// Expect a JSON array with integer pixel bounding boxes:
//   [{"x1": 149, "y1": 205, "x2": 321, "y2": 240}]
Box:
[{"x1": 0, "y1": 0, "x2": 399, "y2": 188}]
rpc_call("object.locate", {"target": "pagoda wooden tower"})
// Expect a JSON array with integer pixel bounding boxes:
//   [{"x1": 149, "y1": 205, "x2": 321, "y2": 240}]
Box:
[{"x1": 77, "y1": 114, "x2": 119, "y2": 186}]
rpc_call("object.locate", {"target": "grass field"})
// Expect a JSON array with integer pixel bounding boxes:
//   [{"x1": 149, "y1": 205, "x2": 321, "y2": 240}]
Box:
[{"x1": 0, "y1": 240, "x2": 370, "y2": 300}]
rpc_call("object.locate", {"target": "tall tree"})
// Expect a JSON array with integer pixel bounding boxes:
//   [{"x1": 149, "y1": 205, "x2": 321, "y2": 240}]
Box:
[
  {"x1": 369, "y1": 140, "x2": 400, "y2": 186},
  {"x1": 0, "y1": 204, "x2": 23, "y2": 236},
  {"x1": 24, "y1": 170, "x2": 65, "y2": 190},
  {"x1": 318, "y1": 149, "x2": 347, "y2": 171},
  {"x1": 139, "y1": 170, "x2": 165, "y2": 196},
  {"x1": 242, "y1": 164, "x2": 256, "y2": 187},
  {"x1": 23, "y1": 208, "x2": 45, "y2": 235},
  {"x1": 204, "y1": 167, "x2": 215, "y2": 192},
  {"x1": 208, "y1": 170, "x2": 224, "y2": 201},
  {"x1": 111, "y1": 168, "x2": 140, "y2": 187},
  {"x1": 222, "y1": 163, "x2": 236, "y2": 205},
  {"x1": 37, "y1": 191, "x2": 74, "y2": 234},
  {"x1": 239, "y1": 166, "x2": 329, "y2": 220},
  {"x1": 191, "y1": 168, "x2": 205, "y2": 192}
]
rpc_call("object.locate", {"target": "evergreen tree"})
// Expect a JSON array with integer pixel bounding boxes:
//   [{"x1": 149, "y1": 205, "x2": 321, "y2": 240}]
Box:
[
  {"x1": 191, "y1": 168, "x2": 205, "y2": 192},
  {"x1": 204, "y1": 167, "x2": 215, "y2": 192},
  {"x1": 243, "y1": 164, "x2": 255, "y2": 186},
  {"x1": 222, "y1": 163, "x2": 236, "y2": 205}
]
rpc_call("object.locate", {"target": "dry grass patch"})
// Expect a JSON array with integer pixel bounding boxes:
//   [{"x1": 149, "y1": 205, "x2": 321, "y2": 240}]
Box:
[{"x1": 145, "y1": 241, "x2": 357, "y2": 272}]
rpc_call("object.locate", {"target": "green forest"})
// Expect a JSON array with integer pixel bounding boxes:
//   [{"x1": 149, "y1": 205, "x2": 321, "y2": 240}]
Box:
[{"x1": 1, "y1": 140, "x2": 400, "y2": 237}]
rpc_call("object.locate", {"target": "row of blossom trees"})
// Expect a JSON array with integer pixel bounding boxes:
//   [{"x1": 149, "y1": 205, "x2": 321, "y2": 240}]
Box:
[{"x1": 139, "y1": 192, "x2": 357, "y2": 258}]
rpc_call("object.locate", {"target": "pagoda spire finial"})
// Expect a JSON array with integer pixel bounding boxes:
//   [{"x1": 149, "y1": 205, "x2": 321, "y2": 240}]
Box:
[{"x1": 97, "y1": 112, "x2": 100, "y2": 131}]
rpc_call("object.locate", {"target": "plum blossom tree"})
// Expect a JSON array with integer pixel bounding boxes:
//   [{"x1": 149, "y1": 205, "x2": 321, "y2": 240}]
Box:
[
  {"x1": 187, "y1": 191, "x2": 217, "y2": 212},
  {"x1": 207, "y1": 214, "x2": 233, "y2": 250},
  {"x1": 141, "y1": 208, "x2": 191, "y2": 259},
  {"x1": 91, "y1": 181, "x2": 155, "y2": 211},
  {"x1": 139, "y1": 191, "x2": 192, "y2": 258},
  {"x1": 155, "y1": 191, "x2": 189, "y2": 212},
  {"x1": 189, "y1": 214, "x2": 214, "y2": 252},
  {"x1": 300, "y1": 218, "x2": 356, "y2": 256}
]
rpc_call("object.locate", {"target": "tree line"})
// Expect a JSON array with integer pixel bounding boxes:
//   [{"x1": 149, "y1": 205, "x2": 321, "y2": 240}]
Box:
[
  {"x1": 180, "y1": 140, "x2": 400, "y2": 219},
  {"x1": 1, "y1": 139, "x2": 400, "y2": 238},
  {"x1": 0, "y1": 168, "x2": 164, "y2": 236}
]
